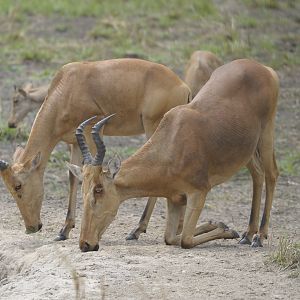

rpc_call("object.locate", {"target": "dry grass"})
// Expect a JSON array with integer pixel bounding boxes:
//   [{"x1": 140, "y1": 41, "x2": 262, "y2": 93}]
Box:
[{"x1": 269, "y1": 237, "x2": 300, "y2": 278}]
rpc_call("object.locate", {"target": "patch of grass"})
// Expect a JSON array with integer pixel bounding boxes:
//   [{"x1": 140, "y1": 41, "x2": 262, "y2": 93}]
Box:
[
  {"x1": 49, "y1": 150, "x2": 70, "y2": 169},
  {"x1": 0, "y1": 0, "x2": 216, "y2": 18},
  {"x1": 0, "y1": 124, "x2": 29, "y2": 142},
  {"x1": 278, "y1": 151, "x2": 300, "y2": 176},
  {"x1": 238, "y1": 16, "x2": 258, "y2": 28},
  {"x1": 269, "y1": 237, "x2": 300, "y2": 278},
  {"x1": 89, "y1": 26, "x2": 115, "y2": 40},
  {"x1": 245, "y1": 0, "x2": 280, "y2": 9},
  {"x1": 55, "y1": 24, "x2": 69, "y2": 33},
  {"x1": 21, "y1": 47, "x2": 54, "y2": 63}
]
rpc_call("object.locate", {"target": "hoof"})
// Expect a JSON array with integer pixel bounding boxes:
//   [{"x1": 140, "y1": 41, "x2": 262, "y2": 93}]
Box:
[
  {"x1": 126, "y1": 232, "x2": 139, "y2": 240},
  {"x1": 239, "y1": 236, "x2": 252, "y2": 245},
  {"x1": 54, "y1": 234, "x2": 67, "y2": 241},
  {"x1": 251, "y1": 235, "x2": 263, "y2": 247},
  {"x1": 238, "y1": 232, "x2": 252, "y2": 245},
  {"x1": 230, "y1": 229, "x2": 240, "y2": 239}
]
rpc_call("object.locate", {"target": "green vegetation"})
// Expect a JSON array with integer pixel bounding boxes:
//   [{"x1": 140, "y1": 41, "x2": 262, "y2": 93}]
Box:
[
  {"x1": 0, "y1": 0, "x2": 216, "y2": 18},
  {"x1": 0, "y1": 124, "x2": 29, "y2": 142},
  {"x1": 278, "y1": 151, "x2": 300, "y2": 176},
  {"x1": 269, "y1": 237, "x2": 300, "y2": 278},
  {"x1": 0, "y1": 0, "x2": 298, "y2": 78},
  {"x1": 106, "y1": 146, "x2": 138, "y2": 160},
  {"x1": 49, "y1": 149, "x2": 70, "y2": 169}
]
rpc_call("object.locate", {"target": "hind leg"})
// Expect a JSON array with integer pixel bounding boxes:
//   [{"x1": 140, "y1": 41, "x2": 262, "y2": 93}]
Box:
[
  {"x1": 55, "y1": 143, "x2": 82, "y2": 241},
  {"x1": 252, "y1": 151, "x2": 278, "y2": 247},
  {"x1": 252, "y1": 122, "x2": 279, "y2": 247},
  {"x1": 239, "y1": 155, "x2": 265, "y2": 245}
]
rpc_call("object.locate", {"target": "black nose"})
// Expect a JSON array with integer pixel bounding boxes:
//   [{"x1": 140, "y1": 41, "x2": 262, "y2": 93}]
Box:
[
  {"x1": 8, "y1": 122, "x2": 16, "y2": 128},
  {"x1": 81, "y1": 242, "x2": 99, "y2": 252}
]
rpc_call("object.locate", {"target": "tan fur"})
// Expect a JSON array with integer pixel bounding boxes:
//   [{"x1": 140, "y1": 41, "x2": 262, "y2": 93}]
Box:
[
  {"x1": 8, "y1": 83, "x2": 49, "y2": 128},
  {"x1": 184, "y1": 51, "x2": 222, "y2": 98},
  {"x1": 0, "y1": 59, "x2": 190, "y2": 237},
  {"x1": 77, "y1": 59, "x2": 279, "y2": 251}
]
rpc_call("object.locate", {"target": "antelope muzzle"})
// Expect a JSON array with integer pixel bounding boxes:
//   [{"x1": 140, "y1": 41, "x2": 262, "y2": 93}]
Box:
[
  {"x1": 79, "y1": 240, "x2": 100, "y2": 252},
  {"x1": 25, "y1": 223, "x2": 43, "y2": 234}
]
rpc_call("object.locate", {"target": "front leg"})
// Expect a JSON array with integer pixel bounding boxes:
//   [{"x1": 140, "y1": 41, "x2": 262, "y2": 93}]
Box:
[
  {"x1": 55, "y1": 144, "x2": 81, "y2": 241},
  {"x1": 126, "y1": 197, "x2": 157, "y2": 240},
  {"x1": 164, "y1": 199, "x2": 185, "y2": 246}
]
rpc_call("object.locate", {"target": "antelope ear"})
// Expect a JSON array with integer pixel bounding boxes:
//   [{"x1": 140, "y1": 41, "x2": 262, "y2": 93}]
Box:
[
  {"x1": 18, "y1": 88, "x2": 27, "y2": 98},
  {"x1": 23, "y1": 152, "x2": 42, "y2": 172},
  {"x1": 23, "y1": 83, "x2": 33, "y2": 90},
  {"x1": 106, "y1": 156, "x2": 121, "y2": 178},
  {"x1": 66, "y1": 162, "x2": 83, "y2": 181},
  {"x1": 13, "y1": 146, "x2": 25, "y2": 162}
]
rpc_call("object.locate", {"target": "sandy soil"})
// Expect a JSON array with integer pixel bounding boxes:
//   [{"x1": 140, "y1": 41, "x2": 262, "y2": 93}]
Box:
[{"x1": 0, "y1": 171, "x2": 299, "y2": 299}]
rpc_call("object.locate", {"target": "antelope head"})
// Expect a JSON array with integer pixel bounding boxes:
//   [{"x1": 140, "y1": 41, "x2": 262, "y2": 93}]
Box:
[
  {"x1": 67, "y1": 115, "x2": 121, "y2": 252},
  {"x1": 8, "y1": 83, "x2": 34, "y2": 128},
  {"x1": 0, "y1": 147, "x2": 43, "y2": 233}
]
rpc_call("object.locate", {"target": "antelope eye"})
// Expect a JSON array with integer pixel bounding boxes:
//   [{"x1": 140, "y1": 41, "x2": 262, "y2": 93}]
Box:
[
  {"x1": 15, "y1": 184, "x2": 22, "y2": 191},
  {"x1": 14, "y1": 99, "x2": 19, "y2": 104},
  {"x1": 94, "y1": 185, "x2": 103, "y2": 194}
]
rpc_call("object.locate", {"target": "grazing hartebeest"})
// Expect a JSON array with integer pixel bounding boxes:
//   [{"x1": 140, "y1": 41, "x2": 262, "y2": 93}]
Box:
[
  {"x1": 184, "y1": 51, "x2": 222, "y2": 98},
  {"x1": 0, "y1": 58, "x2": 191, "y2": 240},
  {"x1": 8, "y1": 83, "x2": 49, "y2": 128},
  {"x1": 69, "y1": 59, "x2": 279, "y2": 252}
]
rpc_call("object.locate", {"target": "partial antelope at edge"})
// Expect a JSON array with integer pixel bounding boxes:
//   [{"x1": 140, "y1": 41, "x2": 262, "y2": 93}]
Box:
[
  {"x1": 0, "y1": 58, "x2": 191, "y2": 241},
  {"x1": 8, "y1": 83, "x2": 49, "y2": 128},
  {"x1": 72, "y1": 59, "x2": 279, "y2": 252},
  {"x1": 184, "y1": 50, "x2": 222, "y2": 99}
]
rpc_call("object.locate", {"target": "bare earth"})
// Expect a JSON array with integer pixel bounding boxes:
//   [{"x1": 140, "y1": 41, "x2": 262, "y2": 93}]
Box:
[{"x1": 0, "y1": 1, "x2": 300, "y2": 299}]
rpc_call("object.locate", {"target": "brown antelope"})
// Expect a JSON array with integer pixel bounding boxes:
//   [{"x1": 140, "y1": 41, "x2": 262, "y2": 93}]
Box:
[
  {"x1": 0, "y1": 58, "x2": 191, "y2": 240},
  {"x1": 8, "y1": 83, "x2": 49, "y2": 128},
  {"x1": 69, "y1": 59, "x2": 279, "y2": 252},
  {"x1": 184, "y1": 51, "x2": 222, "y2": 98}
]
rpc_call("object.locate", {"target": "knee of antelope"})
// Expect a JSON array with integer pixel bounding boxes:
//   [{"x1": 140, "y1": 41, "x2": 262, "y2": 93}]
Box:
[{"x1": 181, "y1": 237, "x2": 193, "y2": 249}]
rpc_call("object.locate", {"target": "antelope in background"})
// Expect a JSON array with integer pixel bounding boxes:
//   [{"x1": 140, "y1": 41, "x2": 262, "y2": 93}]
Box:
[
  {"x1": 68, "y1": 59, "x2": 279, "y2": 252},
  {"x1": 0, "y1": 58, "x2": 191, "y2": 241},
  {"x1": 184, "y1": 50, "x2": 222, "y2": 98},
  {"x1": 8, "y1": 83, "x2": 49, "y2": 128}
]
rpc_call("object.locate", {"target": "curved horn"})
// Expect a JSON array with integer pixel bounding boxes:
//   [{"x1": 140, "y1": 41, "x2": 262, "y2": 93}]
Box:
[
  {"x1": 91, "y1": 114, "x2": 116, "y2": 166},
  {"x1": 75, "y1": 116, "x2": 97, "y2": 165},
  {"x1": 0, "y1": 160, "x2": 9, "y2": 171}
]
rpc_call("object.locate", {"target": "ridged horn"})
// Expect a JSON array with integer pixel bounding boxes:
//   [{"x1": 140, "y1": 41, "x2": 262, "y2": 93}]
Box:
[
  {"x1": 91, "y1": 114, "x2": 116, "y2": 166},
  {"x1": 0, "y1": 160, "x2": 9, "y2": 171},
  {"x1": 75, "y1": 116, "x2": 97, "y2": 165}
]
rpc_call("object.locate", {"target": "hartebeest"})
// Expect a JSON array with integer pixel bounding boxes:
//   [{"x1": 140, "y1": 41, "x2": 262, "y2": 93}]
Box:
[
  {"x1": 70, "y1": 59, "x2": 279, "y2": 252},
  {"x1": 184, "y1": 51, "x2": 222, "y2": 98},
  {"x1": 8, "y1": 83, "x2": 49, "y2": 128},
  {"x1": 0, "y1": 59, "x2": 191, "y2": 240}
]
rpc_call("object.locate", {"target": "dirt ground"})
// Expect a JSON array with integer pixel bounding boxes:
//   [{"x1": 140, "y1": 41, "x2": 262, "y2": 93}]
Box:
[{"x1": 0, "y1": 1, "x2": 300, "y2": 300}]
